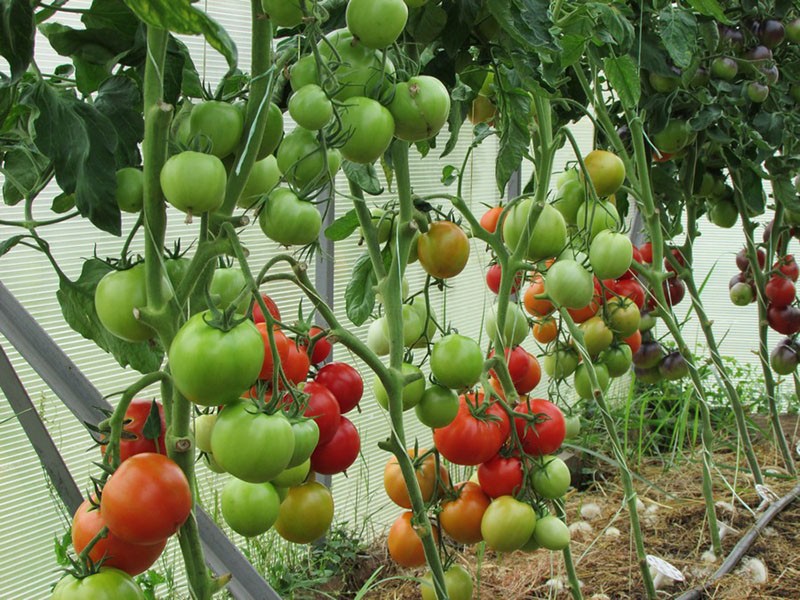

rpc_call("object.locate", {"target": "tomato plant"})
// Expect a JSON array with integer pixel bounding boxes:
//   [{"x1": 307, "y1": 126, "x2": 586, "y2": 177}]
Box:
[
  {"x1": 434, "y1": 393, "x2": 510, "y2": 466},
  {"x1": 51, "y1": 569, "x2": 145, "y2": 600},
  {"x1": 417, "y1": 221, "x2": 470, "y2": 279},
  {"x1": 513, "y1": 398, "x2": 566, "y2": 456},
  {"x1": 439, "y1": 481, "x2": 490, "y2": 544},
  {"x1": 480, "y1": 496, "x2": 537, "y2": 552}
]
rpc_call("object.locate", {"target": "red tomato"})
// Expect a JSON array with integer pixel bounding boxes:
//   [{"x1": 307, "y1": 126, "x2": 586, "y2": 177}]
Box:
[
  {"x1": 309, "y1": 416, "x2": 360, "y2": 475},
  {"x1": 619, "y1": 246, "x2": 643, "y2": 280},
  {"x1": 513, "y1": 398, "x2": 566, "y2": 456},
  {"x1": 388, "y1": 511, "x2": 437, "y2": 568},
  {"x1": 256, "y1": 325, "x2": 290, "y2": 381},
  {"x1": 284, "y1": 341, "x2": 311, "y2": 384},
  {"x1": 72, "y1": 498, "x2": 167, "y2": 575},
  {"x1": 766, "y1": 275, "x2": 796, "y2": 308},
  {"x1": 314, "y1": 362, "x2": 364, "y2": 413},
  {"x1": 100, "y1": 453, "x2": 192, "y2": 545},
  {"x1": 523, "y1": 274, "x2": 554, "y2": 317},
  {"x1": 384, "y1": 449, "x2": 449, "y2": 509},
  {"x1": 301, "y1": 325, "x2": 333, "y2": 364},
  {"x1": 101, "y1": 399, "x2": 166, "y2": 463},
  {"x1": 433, "y1": 392, "x2": 511, "y2": 466},
  {"x1": 767, "y1": 305, "x2": 800, "y2": 334},
  {"x1": 638, "y1": 242, "x2": 653, "y2": 264},
  {"x1": 252, "y1": 293, "x2": 281, "y2": 323},
  {"x1": 612, "y1": 278, "x2": 646, "y2": 309},
  {"x1": 624, "y1": 329, "x2": 642, "y2": 355},
  {"x1": 299, "y1": 381, "x2": 341, "y2": 445},
  {"x1": 477, "y1": 455, "x2": 524, "y2": 498},
  {"x1": 775, "y1": 255, "x2": 800, "y2": 282},
  {"x1": 567, "y1": 279, "x2": 601, "y2": 322},
  {"x1": 480, "y1": 206, "x2": 503, "y2": 233},
  {"x1": 485, "y1": 264, "x2": 522, "y2": 295}
]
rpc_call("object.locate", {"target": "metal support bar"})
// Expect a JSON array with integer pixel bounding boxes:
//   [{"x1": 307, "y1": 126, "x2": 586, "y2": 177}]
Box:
[
  {"x1": 0, "y1": 343, "x2": 84, "y2": 514},
  {"x1": 507, "y1": 169, "x2": 523, "y2": 199},
  {"x1": 0, "y1": 280, "x2": 281, "y2": 600}
]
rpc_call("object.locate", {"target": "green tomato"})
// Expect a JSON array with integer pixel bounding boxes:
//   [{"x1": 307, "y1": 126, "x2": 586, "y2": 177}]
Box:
[
  {"x1": 582, "y1": 150, "x2": 625, "y2": 198},
  {"x1": 545, "y1": 260, "x2": 594, "y2": 309},
  {"x1": 194, "y1": 413, "x2": 217, "y2": 454},
  {"x1": 576, "y1": 199, "x2": 621, "y2": 240},
  {"x1": 532, "y1": 455, "x2": 571, "y2": 499},
  {"x1": 363, "y1": 208, "x2": 394, "y2": 244},
  {"x1": 115, "y1": 168, "x2": 144, "y2": 213},
  {"x1": 221, "y1": 478, "x2": 281, "y2": 537},
  {"x1": 346, "y1": 0, "x2": 408, "y2": 49},
  {"x1": 552, "y1": 178, "x2": 586, "y2": 225},
  {"x1": 209, "y1": 267, "x2": 249, "y2": 313},
  {"x1": 95, "y1": 264, "x2": 164, "y2": 342},
  {"x1": 420, "y1": 565, "x2": 473, "y2": 600},
  {"x1": 160, "y1": 151, "x2": 227, "y2": 215},
  {"x1": 261, "y1": 0, "x2": 303, "y2": 27},
  {"x1": 573, "y1": 362, "x2": 610, "y2": 400},
  {"x1": 238, "y1": 156, "x2": 282, "y2": 209},
  {"x1": 271, "y1": 458, "x2": 311, "y2": 488},
  {"x1": 189, "y1": 101, "x2": 244, "y2": 158},
  {"x1": 579, "y1": 315, "x2": 613, "y2": 356},
  {"x1": 169, "y1": 312, "x2": 264, "y2": 406},
  {"x1": 707, "y1": 199, "x2": 738, "y2": 228},
  {"x1": 276, "y1": 127, "x2": 330, "y2": 190},
  {"x1": 366, "y1": 317, "x2": 391, "y2": 356},
  {"x1": 260, "y1": 188, "x2": 322, "y2": 246},
  {"x1": 408, "y1": 294, "x2": 437, "y2": 347},
  {"x1": 480, "y1": 495, "x2": 537, "y2": 552},
  {"x1": 414, "y1": 384, "x2": 459, "y2": 428},
  {"x1": 599, "y1": 343, "x2": 633, "y2": 377},
  {"x1": 287, "y1": 419, "x2": 320, "y2": 468},
  {"x1": 381, "y1": 304, "x2": 424, "y2": 347},
  {"x1": 564, "y1": 415, "x2": 581, "y2": 439},
  {"x1": 589, "y1": 230, "x2": 633, "y2": 280},
  {"x1": 430, "y1": 334, "x2": 483, "y2": 389},
  {"x1": 388, "y1": 75, "x2": 451, "y2": 142},
  {"x1": 338, "y1": 96, "x2": 396, "y2": 164},
  {"x1": 275, "y1": 481, "x2": 334, "y2": 543},
  {"x1": 556, "y1": 167, "x2": 581, "y2": 190},
  {"x1": 485, "y1": 302, "x2": 529, "y2": 347},
  {"x1": 289, "y1": 84, "x2": 333, "y2": 131},
  {"x1": 374, "y1": 362, "x2": 426, "y2": 411},
  {"x1": 256, "y1": 102, "x2": 284, "y2": 160},
  {"x1": 543, "y1": 344, "x2": 579, "y2": 379},
  {"x1": 211, "y1": 402, "x2": 295, "y2": 482},
  {"x1": 51, "y1": 569, "x2": 145, "y2": 600},
  {"x1": 652, "y1": 120, "x2": 695, "y2": 154},
  {"x1": 317, "y1": 29, "x2": 395, "y2": 101},
  {"x1": 290, "y1": 55, "x2": 319, "y2": 92},
  {"x1": 503, "y1": 201, "x2": 568, "y2": 261},
  {"x1": 605, "y1": 296, "x2": 640, "y2": 337},
  {"x1": 533, "y1": 515, "x2": 571, "y2": 551}
]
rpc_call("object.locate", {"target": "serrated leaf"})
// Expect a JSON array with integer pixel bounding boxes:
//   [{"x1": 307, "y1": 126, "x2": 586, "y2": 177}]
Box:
[
  {"x1": 325, "y1": 209, "x2": 360, "y2": 241},
  {"x1": 0, "y1": 0, "x2": 35, "y2": 86},
  {"x1": 739, "y1": 168, "x2": 765, "y2": 215},
  {"x1": 406, "y1": 2, "x2": 447, "y2": 45},
  {"x1": 603, "y1": 55, "x2": 640, "y2": 109},
  {"x1": 487, "y1": 0, "x2": 560, "y2": 53},
  {"x1": 686, "y1": 0, "x2": 731, "y2": 24},
  {"x1": 56, "y1": 259, "x2": 164, "y2": 373},
  {"x1": 495, "y1": 85, "x2": 531, "y2": 193},
  {"x1": 771, "y1": 176, "x2": 800, "y2": 213},
  {"x1": 593, "y1": 4, "x2": 635, "y2": 50},
  {"x1": 2, "y1": 145, "x2": 51, "y2": 205},
  {"x1": 441, "y1": 165, "x2": 458, "y2": 186},
  {"x1": 122, "y1": 0, "x2": 237, "y2": 71},
  {"x1": 659, "y1": 7, "x2": 697, "y2": 69},
  {"x1": 94, "y1": 75, "x2": 143, "y2": 168},
  {"x1": 142, "y1": 400, "x2": 163, "y2": 443},
  {"x1": 0, "y1": 235, "x2": 27, "y2": 257},
  {"x1": 345, "y1": 254, "x2": 377, "y2": 327},
  {"x1": 342, "y1": 161, "x2": 383, "y2": 195},
  {"x1": 441, "y1": 99, "x2": 467, "y2": 159},
  {"x1": 22, "y1": 80, "x2": 121, "y2": 235}
]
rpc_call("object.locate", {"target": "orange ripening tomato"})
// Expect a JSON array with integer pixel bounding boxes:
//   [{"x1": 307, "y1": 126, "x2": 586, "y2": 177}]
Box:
[
  {"x1": 523, "y1": 274, "x2": 553, "y2": 317},
  {"x1": 479, "y1": 206, "x2": 503, "y2": 233},
  {"x1": 440, "y1": 481, "x2": 490, "y2": 544},
  {"x1": 532, "y1": 318, "x2": 558, "y2": 344},
  {"x1": 384, "y1": 449, "x2": 450, "y2": 509},
  {"x1": 387, "y1": 511, "x2": 438, "y2": 567}
]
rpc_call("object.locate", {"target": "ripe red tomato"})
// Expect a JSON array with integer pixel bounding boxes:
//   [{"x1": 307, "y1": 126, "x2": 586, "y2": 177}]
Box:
[
  {"x1": 766, "y1": 275, "x2": 796, "y2": 308},
  {"x1": 433, "y1": 392, "x2": 511, "y2": 466},
  {"x1": 100, "y1": 453, "x2": 192, "y2": 545},
  {"x1": 72, "y1": 498, "x2": 167, "y2": 575},
  {"x1": 612, "y1": 278, "x2": 646, "y2": 309},
  {"x1": 523, "y1": 274, "x2": 554, "y2": 317},
  {"x1": 768, "y1": 305, "x2": 800, "y2": 334},
  {"x1": 624, "y1": 329, "x2": 642, "y2": 355},
  {"x1": 480, "y1": 206, "x2": 502, "y2": 233},
  {"x1": 532, "y1": 317, "x2": 558, "y2": 344},
  {"x1": 314, "y1": 362, "x2": 364, "y2": 413},
  {"x1": 301, "y1": 325, "x2": 332, "y2": 364},
  {"x1": 638, "y1": 242, "x2": 653, "y2": 264},
  {"x1": 439, "y1": 481, "x2": 490, "y2": 544},
  {"x1": 477, "y1": 455, "x2": 523, "y2": 498},
  {"x1": 388, "y1": 512, "x2": 437, "y2": 567},
  {"x1": 309, "y1": 416, "x2": 360, "y2": 475},
  {"x1": 101, "y1": 399, "x2": 165, "y2": 463},
  {"x1": 485, "y1": 263, "x2": 522, "y2": 295},
  {"x1": 297, "y1": 381, "x2": 341, "y2": 445},
  {"x1": 252, "y1": 293, "x2": 281, "y2": 323},
  {"x1": 774, "y1": 255, "x2": 799, "y2": 282},
  {"x1": 256, "y1": 325, "x2": 290, "y2": 381},
  {"x1": 283, "y1": 341, "x2": 311, "y2": 384},
  {"x1": 513, "y1": 398, "x2": 566, "y2": 456},
  {"x1": 417, "y1": 221, "x2": 470, "y2": 279}
]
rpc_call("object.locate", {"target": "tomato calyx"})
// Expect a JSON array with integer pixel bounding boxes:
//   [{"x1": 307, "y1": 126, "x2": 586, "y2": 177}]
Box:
[{"x1": 463, "y1": 390, "x2": 507, "y2": 424}]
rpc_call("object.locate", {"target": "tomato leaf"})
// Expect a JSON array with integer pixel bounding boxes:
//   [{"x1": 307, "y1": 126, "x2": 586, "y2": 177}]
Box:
[
  {"x1": 0, "y1": 234, "x2": 27, "y2": 257},
  {"x1": 658, "y1": 7, "x2": 697, "y2": 70},
  {"x1": 51, "y1": 192, "x2": 76, "y2": 214},
  {"x1": 94, "y1": 75, "x2": 144, "y2": 169},
  {"x1": 122, "y1": 0, "x2": 237, "y2": 71},
  {"x1": 487, "y1": 0, "x2": 559, "y2": 53},
  {"x1": 325, "y1": 209, "x2": 360, "y2": 242},
  {"x1": 591, "y1": 4, "x2": 635, "y2": 51},
  {"x1": 165, "y1": 35, "x2": 204, "y2": 101},
  {"x1": 406, "y1": 2, "x2": 447, "y2": 45},
  {"x1": 342, "y1": 160, "x2": 383, "y2": 196},
  {"x1": 142, "y1": 400, "x2": 163, "y2": 443},
  {"x1": 1, "y1": 144, "x2": 51, "y2": 206},
  {"x1": 495, "y1": 79, "x2": 531, "y2": 194},
  {"x1": 22, "y1": 80, "x2": 121, "y2": 235},
  {"x1": 345, "y1": 253, "x2": 376, "y2": 327},
  {"x1": 603, "y1": 55, "x2": 640, "y2": 110},
  {"x1": 0, "y1": 0, "x2": 35, "y2": 86},
  {"x1": 56, "y1": 259, "x2": 164, "y2": 373},
  {"x1": 686, "y1": 0, "x2": 731, "y2": 24}
]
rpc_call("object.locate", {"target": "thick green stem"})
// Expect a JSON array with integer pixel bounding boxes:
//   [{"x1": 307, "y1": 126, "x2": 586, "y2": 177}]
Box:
[
  {"x1": 732, "y1": 191, "x2": 796, "y2": 475},
  {"x1": 560, "y1": 308, "x2": 656, "y2": 598}
]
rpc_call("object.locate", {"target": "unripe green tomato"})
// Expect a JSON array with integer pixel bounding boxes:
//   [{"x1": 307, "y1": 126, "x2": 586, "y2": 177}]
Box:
[
  {"x1": 543, "y1": 345, "x2": 579, "y2": 379},
  {"x1": 485, "y1": 303, "x2": 529, "y2": 347},
  {"x1": 599, "y1": 343, "x2": 633, "y2": 377},
  {"x1": 388, "y1": 75, "x2": 451, "y2": 142},
  {"x1": 582, "y1": 149, "x2": 626, "y2": 197},
  {"x1": 532, "y1": 515, "x2": 571, "y2": 550},
  {"x1": 189, "y1": 101, "x2": 244, "y2": 158},
  {"x1": 552, "y1": 179, "x2": 586, "y2": 225},
  {"x1": 338, "y1": 96, "x2": 396, "y2": 164},
  {"x1": 652, "y1": 120, "x2": 695, "y2": 154},
  {"x1": 381, "y1": 304, "x2": 424, "y2": 347},
  {"x1": 573, "y1": 362, "x2": 610, "y2": 400},
  {"x1": 545, "y1": 260, "x2": 594, "y2": 309},
  {"x1": 420, "y1": 565, "x2": 473, "y2": 600},
  {"x1": 160, "y1": 151, "x2": 227, "y2": 214},
  {"x1": 414, "y1": 385, "x2": 459, "y2": 428},
  {"x1": 276, "y1": 127, "x2": 328, "y2": 190},
  {"x1": 256, "y1": 102, "x2": 284, "y2": 160},
  {"x1": 564, "y1": 415, "x2": 581, "y2": 439},
  {"x1": 707, "y1": 199, "x2": 738, "y2": 228},
  {"x1": 259, "y1": 188, "x2": 322, "y2": 246},
  {"x1": 373, "y1": 362, "x2": 426, "y2": 410},
  {"x1": 480, "y1": 496, "x2": 537, "y2": 552},
  {"x1": 194, "y1": 414, "x2": 217, "y2": 454},
  {"x1": 115, "y1": 167, "x2": 144, "y2": 213},
  {"x1": 576, "y1": 199, "x2": 621, "y2": 241},
  {"x1": 289, "y1": 84, "x2": 333, "y2": 130},
  {"x1": 430, "y1": 334, "x2": 483, "y2": 389},
  {"x1": 589, "y1": 230, "x2": 633, "y2": 280},
  {"x1": 503, "y1": 201, "x2": 567, "y2": 261},
  {"x1": 221, "y1": 478, "x2": 281, "y2": 537},
  {"x1": 346, "y1": 0, "x2": 408, "y2": 49},
  {"x1": 532, "y1": 456, "x2": 571, "y2": 499},
  {"x1": 578, "y1": 315, "x2": 613, "y2": 356},
  {"x1": 408, "y1": 295, "x2": 436, "y2": 347},
  {"x1": 639, "y1": 310, "x2": 656, "y2": 332},
  {"x1": 366, "y1": 317, "x2": 390, "y2": 356},
  {"x1": 271, "y1": 459, "x2": 311, "y2": 488},
  {"x1": 238, "y1": 156, "x2": 282, "y2": 208},
  {"x1": 261, "y1": 0, "x2": 303, "y2": 27},
  {"x1": 290, "y1": 55, "x2": 319, "y2": 92}
]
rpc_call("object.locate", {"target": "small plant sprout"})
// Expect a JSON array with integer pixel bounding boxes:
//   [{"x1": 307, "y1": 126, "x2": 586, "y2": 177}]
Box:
[
  {"x1": 580, "y1": 502, "x2": 603, "y2": 520},
  {"x1": 647, "y1": 555, "x2": 685, "y2": 590},
  {"x1": 739, "y1": 557, "x2": 768, "y2": 584},
  {"x1": 755, "y1": 484, "x2": 780, "y2": 511}
]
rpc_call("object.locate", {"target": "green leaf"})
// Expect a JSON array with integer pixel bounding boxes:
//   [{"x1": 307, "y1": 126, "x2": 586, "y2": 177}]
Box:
[
  {"x1": 441, "y1": 99, "x2": 467, "y2": 159},
  {"x1": 495, "y1": 84, "x2": 531, "y2": 193},
  {"x1": 603, "y1": 55, "x2": 640, "y2": 109},
  {"x1": 658, "y1": 7, "x2": 697, "y2": 69},
  {"x1": 345, "y1": 253, "x2": 376, "y2": 327},
  {"x1": 122, "y1": 0, "x2": 237, "y2": 71},
  {"x1": 441, "y1": 165, "x2": 458, "y2": 186},
  {"x1": 487, "y1": 0, "x2": 560, "y2": 53},
  {"x1": 82, "y1": 0, "x2": 141, "y2": 39},
  {"x1": 406, "y1": 2, "x2": 448, "y2": 44},
  {"x1": 739, "y1": 168, "x2": 765, "y2": 215},
  {"x1": 2, "y1": 145, "x2": 50, "y2": 205},
  {"x1": 94, "y1": 75, "x2": 144, "y2": 168},
  {"x1": 342, "y1": 161, "x2": 383, "y2": 195},
  {"x1": 592, "y1": 4, "x2": 635, "y2": 50},
  {"x1": 164, "y1": 36, "x2": 203, "y2": 102},
  {"x1": 51, "y1": 192, "x2": 75, "y2": 213},
  {"x1": 325, "y1": 209, "x2": 360, "y2": 241},
  {"x1": 22, "y1": 80, "x2": 121, "y2": 235},
  {"x1": 142, "y1": 400, "x2": 163, "y2": 443},
  {"x1": 56, "y1": 259, "x2": 164, "y2": 373},
  {"x1": 773, "y1": 177, "x2": 800, "y2": 213},
  {"x1": 0, "y1": 0, "x2": 35, "y2": 86},
  {"x1": 0, "y1": 234, "x2": 26, "y2": 257},
  {"x1": 686, "y1": 0, "x2": 731, "y2": 24}
]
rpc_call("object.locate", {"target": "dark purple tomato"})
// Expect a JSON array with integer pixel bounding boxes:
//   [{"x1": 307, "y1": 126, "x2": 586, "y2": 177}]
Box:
[{"x1": 759, "y1": 20, "x2": 785, "y2": 48}]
